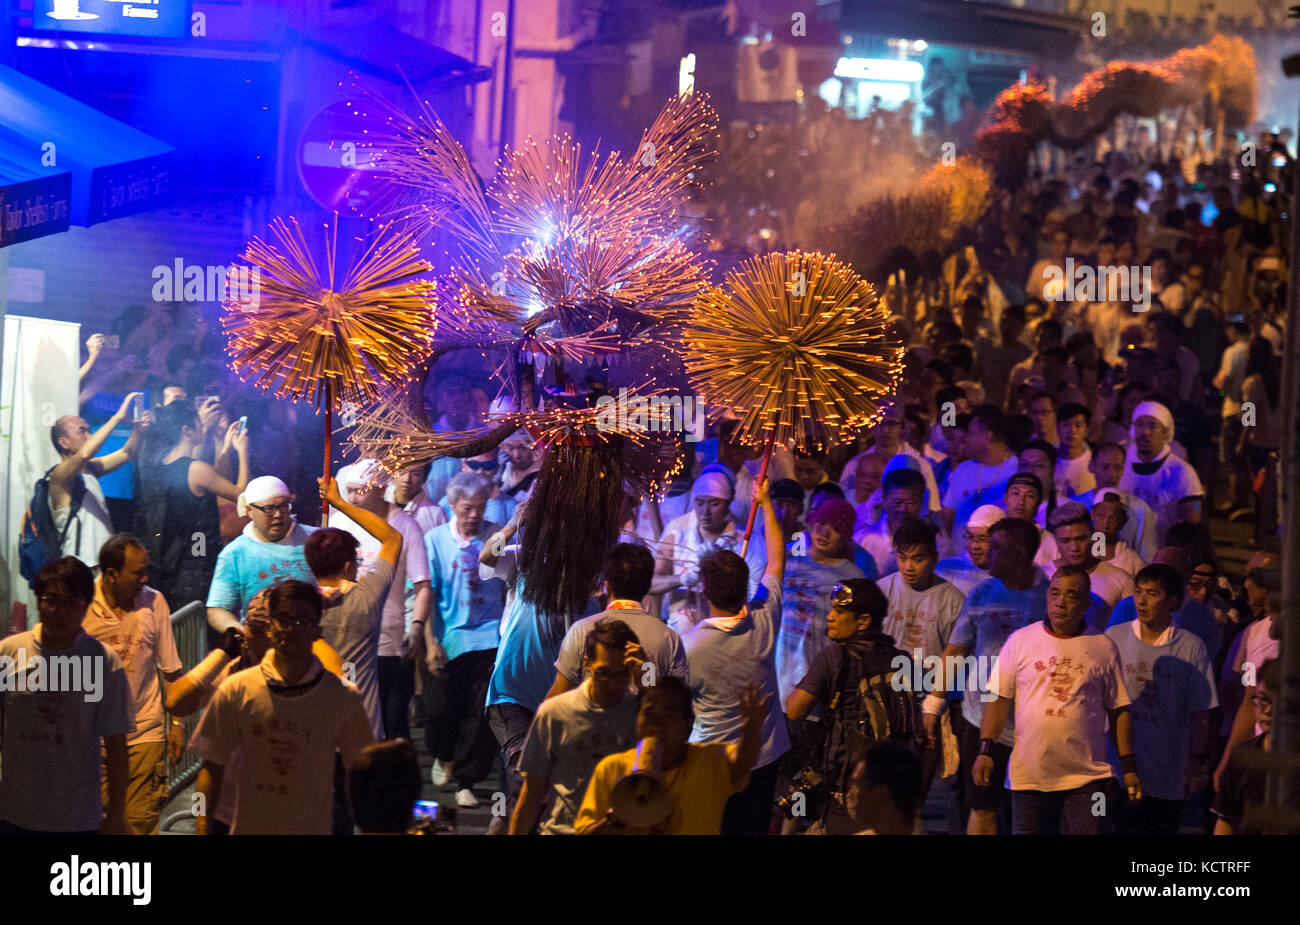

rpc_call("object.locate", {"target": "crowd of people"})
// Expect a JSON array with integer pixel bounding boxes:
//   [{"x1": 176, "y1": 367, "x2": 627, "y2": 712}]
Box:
[{"x1": 0, "y1": 120, "x2": 1293, "y2": 836}]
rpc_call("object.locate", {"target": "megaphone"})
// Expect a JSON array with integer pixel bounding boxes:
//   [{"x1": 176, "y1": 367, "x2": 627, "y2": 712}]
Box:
[{"x1": 610, "y1": 737, "x2": 672, "y2": 829}]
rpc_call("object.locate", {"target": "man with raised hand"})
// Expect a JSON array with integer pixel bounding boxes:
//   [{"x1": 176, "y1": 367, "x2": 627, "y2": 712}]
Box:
[
  {"x1": 46, "y1": 392, "x2": 145, "y2": 567},
  {"x1": 681, "y1": 477, "x2": 789, "y2": 835}
]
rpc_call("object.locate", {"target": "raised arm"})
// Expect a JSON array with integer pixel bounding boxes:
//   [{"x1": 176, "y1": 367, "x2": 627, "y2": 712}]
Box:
[
  {"x1": 50, "y1": 392, "x2": 140, "y2": 503},
  {"x1": 320, "y1": 476, "x2": 402, "y2": 567},
  {"x1": 755, "y1": 478, "x2": 784, "y2": 581}
]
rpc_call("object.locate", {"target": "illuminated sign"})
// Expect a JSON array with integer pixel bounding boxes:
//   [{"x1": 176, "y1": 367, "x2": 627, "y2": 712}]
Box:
[
  {"x1": 833, "y1": 57, "x2": 924, "y2": 83},
  {"x1": 33, "y1": 0, "x2": 190, "y2": 39}
]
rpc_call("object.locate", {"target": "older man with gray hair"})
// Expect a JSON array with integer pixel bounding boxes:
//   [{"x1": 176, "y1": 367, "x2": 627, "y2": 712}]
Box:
[{"x1": 420, "y1": 470, "x2": 507, "y2": 808}]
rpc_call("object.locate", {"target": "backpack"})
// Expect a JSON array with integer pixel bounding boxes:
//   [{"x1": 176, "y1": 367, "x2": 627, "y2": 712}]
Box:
[
  {"x1": 18, "y1": 468, "x2": 85, "y2": 585},
  {"x1": 820, "y1": 643, "x2": 919, "y2": 795}
]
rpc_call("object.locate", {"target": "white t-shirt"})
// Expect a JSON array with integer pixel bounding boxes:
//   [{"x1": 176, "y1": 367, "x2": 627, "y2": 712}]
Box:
[
  {"x1": 1057, "y1": 448, "x2": 1095, "y2": 496},
  {"x1": 1119, "y1": 451, "x2": 1204, "y2": 544},
  {"x1": 50, "y1": 472, "x2": 114, "y2": 570},
  {"x1": 82, "y1": 581, "x2": 181, "y2": 746},
  {"x1": 876, "y1": 573, "x2": 965, "y2": 663},
  {"x1": 990, "y1": 622, "x2": 1131, "y2": 792},
  {"x1": 1102, "y1": 542, "x2": 1146, "y2": 576},
  {"x1": 329, "y1": 508, "x2": 431, "y2": 657},
  {"x1": 0, "y1": 629, "x2": 133, "y2": 831},
  {"x1": 190, "y1": 653, "x2": 374, "y2": 835},
  {"x1": 942, "y1": 456, "x2": 1019, "y2": 532}
]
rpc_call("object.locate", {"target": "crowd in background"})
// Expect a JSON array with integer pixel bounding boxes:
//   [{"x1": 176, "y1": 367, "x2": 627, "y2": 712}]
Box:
[{"x1": 0, "y1": 116, "x2": 1293, "y2": 836}]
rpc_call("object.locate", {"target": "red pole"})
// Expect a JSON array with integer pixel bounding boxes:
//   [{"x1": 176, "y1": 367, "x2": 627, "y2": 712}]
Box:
[
  {"x1": 740, "y1": 430, "x2": 778, "y2": 557},
  {"x1": 322, "y1": 402, "x2": 332, "y2": 527}
]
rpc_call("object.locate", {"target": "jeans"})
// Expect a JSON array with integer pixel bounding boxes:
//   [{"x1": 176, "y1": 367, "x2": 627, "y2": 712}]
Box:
[
  {"x1": 488, "y1": 702, "x2": 534, "y2": 826},
  {"x1": 378, "y1": 656, "x2": 415, "y2": 741},
  {"x1": 1012, "y1": 780, "x2": 1114, "y2": 835},
  {"x1": 421, "y1": 648, "x2": 498, "y2": 790}
]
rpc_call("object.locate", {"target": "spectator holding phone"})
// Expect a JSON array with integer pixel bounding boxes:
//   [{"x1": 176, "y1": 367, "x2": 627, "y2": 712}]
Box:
[
  {"x1": 47, "y1": 392, "x2": 146, "y2": 569},
  {"x1": 134, "y1": 399, "x2": 250, "y2": 609}
]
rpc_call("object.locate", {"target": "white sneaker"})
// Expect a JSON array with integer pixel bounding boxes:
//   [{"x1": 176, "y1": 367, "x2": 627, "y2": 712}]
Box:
[
  {"x1": 430, "y1": 760, "x2": 452, "y2": 787},
  {"x1": 456, "y1": 788, "x2": 480, "y2": 808}
]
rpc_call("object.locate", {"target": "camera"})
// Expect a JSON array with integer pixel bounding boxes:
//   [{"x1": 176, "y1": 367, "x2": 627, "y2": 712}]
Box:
[{"x1": 776, "y1": 766, "x2": 826, "y2": 818}]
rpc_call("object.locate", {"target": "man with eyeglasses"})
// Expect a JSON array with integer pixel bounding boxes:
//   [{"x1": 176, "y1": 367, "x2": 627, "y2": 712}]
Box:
[
  {"x1": 935, "y1": 503, "x2": 1002, "y2": 595},
  {"x1": 206, "y1": 476, "x2": 318, "y2": 635},
  {"x1": 1213, "y1": 658, "x2": 1280, "y2": 835},
  {"x1": 512, "y1": 619, "x2": 646, "y2": 834},
  {"x1": 0, "y1": 557, "x2": 133, "y2": 834},
  {"x1": 191, "y1": 579, "x2": 374, "y2": 834}
]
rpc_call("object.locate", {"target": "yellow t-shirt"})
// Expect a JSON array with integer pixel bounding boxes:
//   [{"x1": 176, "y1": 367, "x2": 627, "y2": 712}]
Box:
[{"x1": 574, "y1": 743, "x2": 745, "y2": 835}]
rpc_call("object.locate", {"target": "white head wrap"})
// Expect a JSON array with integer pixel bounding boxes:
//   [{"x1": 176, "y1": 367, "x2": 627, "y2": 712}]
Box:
[
  {"x1": 968, "y1": 504, "x2": 1005, "y2": 531},
  {"x1": 692, "y1": 469, "x2": 734, "y2": 501},
  {"x1": 336, "y1": 458, "x2": 391, "y2": 490},
  {"x1": 237, "y1": 476, "x2": 292, "y2": 518}
]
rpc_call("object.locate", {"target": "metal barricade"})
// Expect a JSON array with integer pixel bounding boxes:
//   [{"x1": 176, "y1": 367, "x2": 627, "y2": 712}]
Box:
[{"x1": 164, "y1": 600, "x2": 208, "y2": 797}]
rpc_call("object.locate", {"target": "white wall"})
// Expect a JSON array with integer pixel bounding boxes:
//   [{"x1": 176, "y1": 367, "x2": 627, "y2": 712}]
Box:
[{"x1": 1, "y1": 315, "x2": 80, "y2": 627}]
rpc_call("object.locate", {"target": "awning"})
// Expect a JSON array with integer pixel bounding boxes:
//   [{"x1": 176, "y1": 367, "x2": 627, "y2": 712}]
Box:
[
  {"x1": 0, "y1": 63, "x2": 173, "y2": 238},
  {"x1": 297, "y1": 22, "x2": 492, "y2": 88},
  {"x1": 839, "y1": 0, "x2": 1086, "y2": 58},
  {"x1": 0, "y1": 134, "x2": 71, "y2": 247}
]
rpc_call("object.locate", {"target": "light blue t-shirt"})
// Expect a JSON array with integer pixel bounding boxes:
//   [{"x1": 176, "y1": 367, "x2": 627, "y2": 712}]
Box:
[
  {"x1": 683, "y1": 574, "x2": 790, "y2": 769},
  {"x1": 425, "y1": 521, "x2": 505, "y2": 662},
  {"x1": 483, "y1": 547, "x2": 562, "y2": 713},
  {"x1": 1104, "y1": 623, "x2": 1217, "y2": 800},
  {"x1": 1106, "y1": 596, "x2": 1222, "y2": 664},
  {"x1": 206, "y1": 523, "x2": 319, "y2": 616},
  {"x1": 776, "y1": 550, "x2": 866, "y2": 704},
  {"x1": 950, "y1": 574, "x2": 1048, "y2": 746}
]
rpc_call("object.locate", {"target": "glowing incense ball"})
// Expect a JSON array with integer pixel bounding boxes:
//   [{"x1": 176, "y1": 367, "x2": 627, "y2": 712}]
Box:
[
  {"x1": 222, "y1": 216, "x2": 437, "y2": 410},
  {"x1": 683, "y1": 250, "x2": 904, "y2": 452}
]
